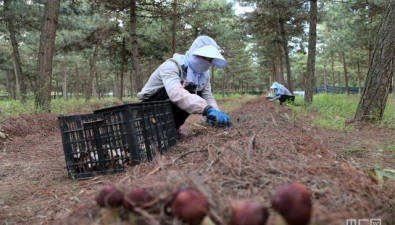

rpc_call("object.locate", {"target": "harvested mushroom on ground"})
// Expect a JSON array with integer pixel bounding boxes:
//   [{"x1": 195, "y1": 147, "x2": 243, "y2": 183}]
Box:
[
  {"x1": 123, "y1": 187, "x2": 155, "y2": 225},
  {"x1": 95, "y1": 185, "x2": 124, "y2": 225},
  {"x1": 229, "y1": 200, "x2": 269, "y2": 225},
  {"x1": 167, "y1": 187, "x2": 215, "y2": 225},
  {"x1": 271, "y1": 182, "x2": 312, "y2": 225}
]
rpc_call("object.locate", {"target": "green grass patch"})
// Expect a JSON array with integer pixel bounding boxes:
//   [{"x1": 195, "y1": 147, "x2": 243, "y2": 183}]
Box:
[
  {"x1": 0, "y1": 97, "x2": 137, "y2": 119},
  {"x1": 213, "y1": 93, "x2": 257, "y2": 100},
  {"x1": 216, "y1": 94, "x2": 257, "y2": 112},
  {"x1": 0, "y1": 94, "x2": 254, "y2": 119},
  {"x1": 340, "y1": 145, "x2": 368, "y2": 155},
  {"x1": 291, "y1": 94, "x2": 395, "y2": 130}
]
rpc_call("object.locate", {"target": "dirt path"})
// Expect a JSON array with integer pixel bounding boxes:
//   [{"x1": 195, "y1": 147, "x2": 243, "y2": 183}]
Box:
[{"x1": 0, "y1": 96, "x2": 394, "y2": 225}]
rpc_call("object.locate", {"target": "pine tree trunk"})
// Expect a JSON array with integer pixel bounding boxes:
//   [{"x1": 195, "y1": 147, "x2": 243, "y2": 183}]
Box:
[
  {"x1": 35, "y1": 0, "x2": 60, "y2": 112},
  {"x1": 62, "y1": 64, "x2": 68, "y2": 101},
  {"x1": 74, "y1": 63, "x2": 80, "y2": 100},
  {"x1": 280, "y1": 19, "x2": 293, "y2": 93},
  {"x1": 130, "y1": 69, "x2": 135, "y2": 97},
  {"x1": 337, "y1": 72, "x2": 341, "y2": 90},
  {"x1": 95, "y1": 71, "x2": 100, "y2": 99},
  {"x1": 355, "y1": 1, "x2": 395, "y2": 122},
  {"x1": 115, "y1": 71, "x2": 120, "y2": 99},
  {"x1": 120, "y1": 38, "x2": 126, "y2": 101},
  {"x1": 276, "y1": 42, "x2": 285, "y2": 84},
  {"x1": 323, "y1": 63, "x2": 328, "y2": 93},
  {"x1": 93, "y1": 70, "x2": 99, "y2": 99},
  {"x1": 357, "y1": 63, "x2": 362, "y2": 95},
  {"x1": 130, "y1": 0, "x2": 142, "y2": 94},
  {"x1": 87, "y1": 42, "x2": 99, "y2": 101},
  {"x1": 6, "y1": 71, "x2": 13, "y2": 99},
  {"x1": 12, "y1": 57, "x2": 19, "y2": 90},
  {"x1": 4, "y1": 0, "x2": 27, "y2": 103},
  {"x1": 330, "y1": 54, "x2": 335, "y2": 94},
  {"x1": 392, "y1": 76, "x2": 395, "y2": 95},
  {"x1": 342, "y1": 52, "x2": 349, "y2": 95},
  {"x1": 172, "y1": 0, "x2": 177, "y2": 55},
  {"x1": 304, "y1": 0, "x2": 317, "y2": 105},
  {"x1": 271, "y1": 60, "x2": 276, "y2": 84}
]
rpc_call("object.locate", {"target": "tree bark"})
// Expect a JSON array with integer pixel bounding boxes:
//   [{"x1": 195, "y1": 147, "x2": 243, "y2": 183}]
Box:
[
  {"x1": 4, "y1": 0, "x2": 27, "y2": 103},
  {"x1": 130, "y1": 0, "x2": 143, "y2": 94},
  {"x1": 276, "y1": 42, "x2": 285, "y2": 84},
  {"x1": 393, "y1": 76, "x2": 395, "y2": 95},
  {"x1": 6, "y1": 71, "x2": 14, "y2": 100},
  {"x1": 271, "y1": 60, "x2": 276, "y2": 85},
  {"x1": 35, "y1": 0, "x2": 60, "y2": 112},
  {"x1": 62, "y1": 63, "x2": 68, "y2": 101},
  {"x1": 279, "y1": 18, "x2": 293, "y2": 93},
  {"x1": 330, "y1": 54, "x2": 335, "y2": 94},
  {"x1": 172, "y1": 0, "x2": 177, "y2": 54},
  {"x1": 74, "y1": 63, "x2": 80, "y2": 100},
  {"x1": 357, "y1": 63, "x2": 362, "y2": 94},
  {"x1": 304, "y1": 0, "x2": 317, "y2": 105},
  {"x1": 120, "y1": 38, "x2": 127, "y2": 100},
  {"x1": 95, "y1": 70, "x2": 100, "y2": 99},
  {"x1": 115, "y1": 71, "x2": 120, "y2": 99},
  {"x1": 87, "y1": 41, "x2": 99, "y2": 101},
  {"x1": 323, "y1": 63, "x2": 328, "y2": 93},
  {"x1": 355, "y1": 1, "x2": 395, "y2": 122},
  {"x1": 342, "y1": 52, "x2": 349, "y2": 95}
]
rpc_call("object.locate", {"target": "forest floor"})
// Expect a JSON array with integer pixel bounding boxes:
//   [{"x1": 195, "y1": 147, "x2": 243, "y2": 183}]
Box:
[{"x1": 0, "y1": 95, "x2": 394, "y2": 225}]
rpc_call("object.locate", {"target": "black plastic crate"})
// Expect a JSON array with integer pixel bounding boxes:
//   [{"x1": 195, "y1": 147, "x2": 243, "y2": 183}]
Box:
[
  {"x1": 58, "y1": 100, "x2": 177, "y2": 180},
  {"x1": 58, "y1": 113, "x2": 106, "y2": 179},
  {"x1": 93, "y1": 100, "x2": 178, "y2": 162}
]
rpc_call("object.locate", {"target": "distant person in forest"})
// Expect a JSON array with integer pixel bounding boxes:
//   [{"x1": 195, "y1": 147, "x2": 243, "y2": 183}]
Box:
[
  {"x1": 266, "y1": 82, "x2": 295, "y2": 105},
  {"x1": 137, "y1": 36, "x2": 231, "y2": 139}
]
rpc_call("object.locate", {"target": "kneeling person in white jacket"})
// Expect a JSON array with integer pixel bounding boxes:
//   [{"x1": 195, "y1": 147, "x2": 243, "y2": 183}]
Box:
[
  {"x1": 137, "y1": 36, "x2": 231, "y2": 139},
  {"x1": 267, "y1": 82, "x2": 295, "y2": 105}
]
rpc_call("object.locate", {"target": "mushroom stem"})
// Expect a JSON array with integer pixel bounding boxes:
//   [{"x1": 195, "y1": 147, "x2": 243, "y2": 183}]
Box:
[
  {"x1": 101, "y1": 207, "x2": 120, "y2": 225},
  {"x1": 128, "y1": 212, "x2": 137, "y2": 224},
  {"x1": 128, "y1": 212, "x2": 150, "y2": 225},
  {"x1": 274, "y1": 213, "x2": 287, "y2": 225},
  {"x1": 200, "y1": 215, "x2": 216, "y2": 225}
]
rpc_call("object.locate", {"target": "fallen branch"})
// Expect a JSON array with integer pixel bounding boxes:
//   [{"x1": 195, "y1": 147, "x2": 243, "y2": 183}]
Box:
[
  {"x1": 270, "y1": 114, "x2": 278, "y2": 127},
  {"x1": 192, "y1": 123, "x2": 208, "y2": 129},
  {"x1": 173, "y1": 149, "x2": 208, "y2": 163},
  {"x1": 247, "y1": 134, "x2": 256, "y2": 160}
]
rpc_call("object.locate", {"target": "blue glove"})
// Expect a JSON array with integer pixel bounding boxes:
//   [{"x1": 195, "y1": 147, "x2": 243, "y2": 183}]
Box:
[{"x1": 203, "y1": 106, "x2": 231, "y2": 127}]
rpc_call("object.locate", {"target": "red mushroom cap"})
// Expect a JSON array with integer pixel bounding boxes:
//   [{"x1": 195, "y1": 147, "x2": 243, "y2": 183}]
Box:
[
  {"x1": 95, "y1": 185, "x2": 123, "y2": 208},
  {"x1": 230, "y1": 200, "x2": 269, "y2": 225},
  {"x1": 271, "y1": 182, "x2": 312, "y2": 225},
  {"x1": 169, "y1": 187, "x2": 209, "y2": 225},
  {"x1": 123, "y1": 187, "x2": 154, "y2": 212}
]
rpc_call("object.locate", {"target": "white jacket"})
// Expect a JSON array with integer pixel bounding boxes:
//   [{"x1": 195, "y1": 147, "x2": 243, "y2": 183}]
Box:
[{"x1": 137, "y1": 58, "x2": 218, "y2": 114}]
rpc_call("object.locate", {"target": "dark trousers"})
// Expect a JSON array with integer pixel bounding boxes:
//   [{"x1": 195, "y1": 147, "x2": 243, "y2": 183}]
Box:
[
  {"x1": 279, "y1": 95, "x2": 295, "y2": 104},
  {"x1": 142, "y1": 87, "x2": 202, "y2": 129}
]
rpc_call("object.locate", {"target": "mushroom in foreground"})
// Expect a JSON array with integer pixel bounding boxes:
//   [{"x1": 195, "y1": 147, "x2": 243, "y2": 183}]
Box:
[
  {"x1": 168, "y1": 187, "x2": 212, "y2": 225},
  {"x1": 123, "y1": 187, "x2": 155, "y2": 224},
  {"x1": 229, "y1": 200, "x2": 269, "y2": 225},
  {"x1": 95, "y1": 185, "x2": 124, "y2": 225},
  {"x1": 271, "y1": 182, "x2": 312, "y2": 225}
]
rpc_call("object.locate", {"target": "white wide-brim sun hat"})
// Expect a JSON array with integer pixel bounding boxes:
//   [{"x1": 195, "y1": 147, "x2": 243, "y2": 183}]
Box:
[{"x1": 193, "y1": 45, "x2": 228, "y2": 67}]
